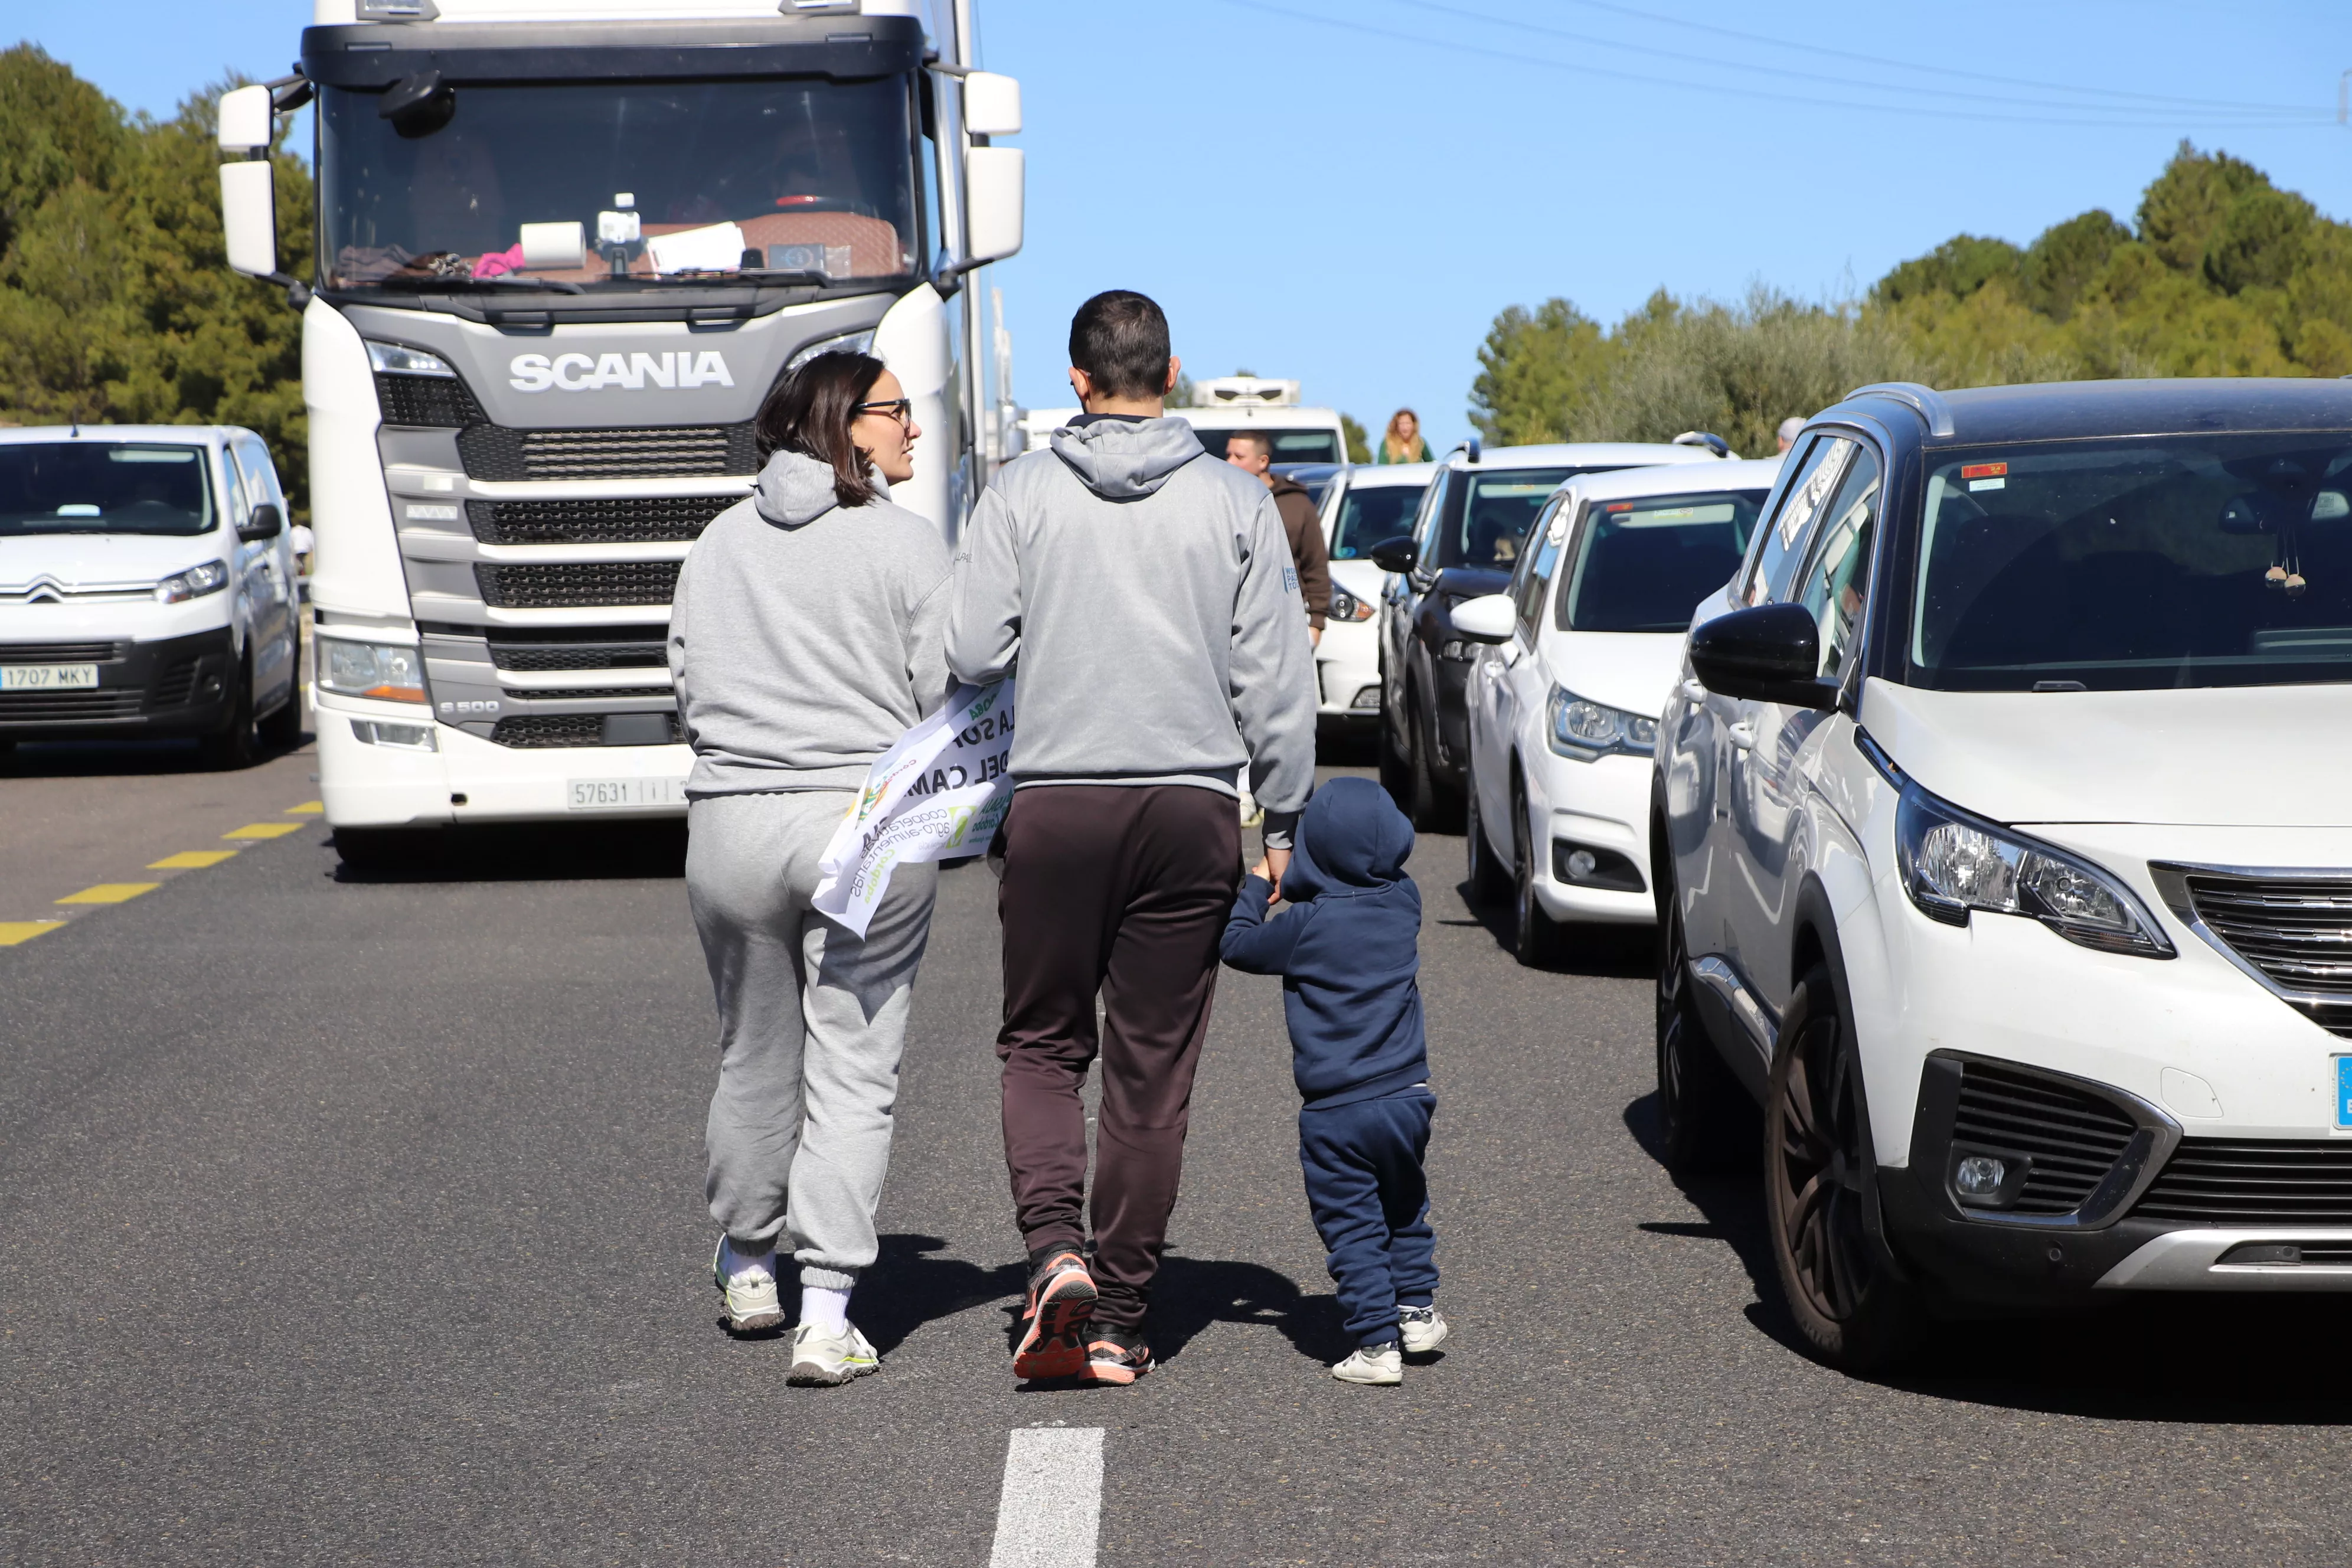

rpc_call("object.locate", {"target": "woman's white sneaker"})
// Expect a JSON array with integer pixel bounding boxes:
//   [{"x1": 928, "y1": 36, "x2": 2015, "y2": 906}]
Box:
[
  {"x1": 1331, "y1": 1342, "x2": 1403, "y2": 1385},
  {"x1": 789, "y1": 1322, "x2": 881, "y2": 1386},
  {"x1": 1398, "y1": 1305, "x2": 1449, "y2": 1355},
  {"x1": 711, "y1": 1240, "x2": 784, "y2": 1334}
]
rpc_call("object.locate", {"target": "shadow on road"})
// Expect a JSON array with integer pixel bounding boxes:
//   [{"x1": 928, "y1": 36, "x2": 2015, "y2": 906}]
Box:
[
  {"x1": 330, "y1": 820, "x2": 688, "y2": 883},
  {"x1": 1450, "y1": 878, "x2": 1654, "y2": 979},
  {"x1": 1, "y1": 731, "x2": 309, "y2": 778},
  {"x1": 860, "y1": 1233, "x2": 1025, "y2": 1357},
  {"x1": 992, "y1": 1252, "x2": 1350, "y2": 1377}
]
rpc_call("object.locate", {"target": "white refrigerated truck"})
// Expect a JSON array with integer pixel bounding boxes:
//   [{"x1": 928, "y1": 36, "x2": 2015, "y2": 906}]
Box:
[{"x1": 215, "y1": 0, "x2": 1023, "y2": 866}]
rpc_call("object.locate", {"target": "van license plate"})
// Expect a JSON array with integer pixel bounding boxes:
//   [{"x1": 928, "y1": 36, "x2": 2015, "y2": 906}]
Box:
[
  {"x1": 567, "y1": 776, "x2": 687, "y2": 811},
  {"x1": 0, "y1": 663, "x2": 97, "y2": 691}
]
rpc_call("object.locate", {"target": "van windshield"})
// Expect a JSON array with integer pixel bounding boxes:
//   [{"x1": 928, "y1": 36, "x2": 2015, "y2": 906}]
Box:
[
  {"x1": 1189, "y1": 429, "x2": 1345, "y2": 463},
  {"x1": 1560, "y1": 490, "x2": 1765, "y2": 632},
  {"x1": 1910, "y1": 435, "x2": 2352, "y2": 690},
  {"x1": 0, "y1": 445, "x2": 215, "y2": 537}
]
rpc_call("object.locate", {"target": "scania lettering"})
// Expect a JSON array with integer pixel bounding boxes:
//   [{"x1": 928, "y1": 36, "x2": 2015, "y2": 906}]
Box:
[{"x1": 215, "y1": 0, "x2": 1024, "y2": 867}]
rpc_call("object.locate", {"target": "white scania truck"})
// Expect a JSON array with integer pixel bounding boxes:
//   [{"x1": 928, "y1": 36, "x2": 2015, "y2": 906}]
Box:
[{"x1": 215, "y1": 0, "x2": 1022, "y2": 865}]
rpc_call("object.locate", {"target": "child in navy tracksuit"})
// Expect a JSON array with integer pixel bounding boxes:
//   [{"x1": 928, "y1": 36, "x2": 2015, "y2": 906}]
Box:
[{"x1": 1220, "y1": 776, "x2": 1447, "y2": 1386}]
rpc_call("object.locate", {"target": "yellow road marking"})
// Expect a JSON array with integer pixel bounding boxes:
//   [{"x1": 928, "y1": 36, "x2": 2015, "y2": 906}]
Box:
[
  {"x1": 57, "y1": 883, "x2": 160, "y2": 905},
  {"x1": 287, "y1": 801, "x2": 324, "y2": 815},
  {"x1": 224, "y1": 822, "x2": 303, "y2": 840},
  {"x1": 0, "y1": 920, "x2": 66, "y2": 946},
  {"x1": 149, "y1": 850, "x2": 240, "y2": 870}
]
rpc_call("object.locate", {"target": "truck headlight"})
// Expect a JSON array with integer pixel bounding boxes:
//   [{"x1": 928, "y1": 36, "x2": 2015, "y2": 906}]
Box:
[
  {"x1": 365, "y1": 340, "x2": 456, "y2": 377},
  {"x1": 155, "y1": 561, "x2": 230, "y2": 603},
  {"x1": 1546, "y1": 685, "x2": 1657, "y2": 761},
  {"x1": 317, "y1": 635, "x2": 428, "y2": 704},
  {"x1": 1896, "y1": 784, "x2": 2173, "y2": 957}
]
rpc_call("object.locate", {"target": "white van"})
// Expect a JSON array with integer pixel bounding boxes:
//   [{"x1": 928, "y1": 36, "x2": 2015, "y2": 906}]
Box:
[{"x1": 0, "y1": 426, "x2": 302, "y2": 767}]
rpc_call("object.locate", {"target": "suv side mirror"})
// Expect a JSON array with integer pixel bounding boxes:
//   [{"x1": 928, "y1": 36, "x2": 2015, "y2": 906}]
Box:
[
  {"x1": 1687, "y1": 602, "x2": 1838, "y2": 710},
  {"x1": 240, "y1": 502, "x2": 284, "y2": 543},
  {"x1": 1451, "y1": 593, "x2": 1514, "y2": 643},
  {"x1": 1369, "y1": 535, "x2": 1417, "y2": 574}
]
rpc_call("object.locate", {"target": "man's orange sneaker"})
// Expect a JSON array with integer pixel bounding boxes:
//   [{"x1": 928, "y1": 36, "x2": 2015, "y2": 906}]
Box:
[{"x1": 1012, "y1": 1247, "x2": 1096, "y2": 1381}]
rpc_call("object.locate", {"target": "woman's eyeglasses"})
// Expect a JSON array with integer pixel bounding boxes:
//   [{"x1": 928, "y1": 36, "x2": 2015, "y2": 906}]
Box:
[{"x1": 854, "y1": 398, "x2": 913, "y2": 427}]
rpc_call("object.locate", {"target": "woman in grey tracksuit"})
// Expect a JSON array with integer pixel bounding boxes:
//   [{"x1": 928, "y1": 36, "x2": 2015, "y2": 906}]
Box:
[{"x1": 668, "y1": 350, "x2": 951, "y2": 1386}]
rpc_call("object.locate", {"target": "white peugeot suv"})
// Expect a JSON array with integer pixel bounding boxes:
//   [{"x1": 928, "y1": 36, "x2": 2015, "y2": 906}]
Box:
[{"x1": 1655, "y1": 380, "x2": 2352, "y2": 1371}]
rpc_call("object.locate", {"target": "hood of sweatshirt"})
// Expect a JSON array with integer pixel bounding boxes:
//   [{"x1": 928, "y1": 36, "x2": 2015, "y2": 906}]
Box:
[
  {"x1": 753, "y1": 448, "x2": 849, "y2": 530},
  {"x1": 1048, "y1": 415, "x2": 1206, "y2": 500},
  {"x1": 1283, "y1": 776, "x2": 1414, "y2": 900}
]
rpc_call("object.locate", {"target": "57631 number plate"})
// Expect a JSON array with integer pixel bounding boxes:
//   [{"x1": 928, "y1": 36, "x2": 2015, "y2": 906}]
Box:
[{"x1": 567, "y1": 776, "x2": 687, "y2": 811}]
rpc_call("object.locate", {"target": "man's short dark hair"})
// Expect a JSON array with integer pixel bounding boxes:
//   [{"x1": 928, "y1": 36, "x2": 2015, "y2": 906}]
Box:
[
  {"x1": 1227, "y1": 430, "x2": 1273, "y2": 459},
  {"x1": 1069, "y1": 289, "x2": 1172, "y2": 400}
]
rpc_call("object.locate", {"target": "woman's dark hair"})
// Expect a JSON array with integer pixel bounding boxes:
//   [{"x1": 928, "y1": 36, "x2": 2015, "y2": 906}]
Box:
[{"x1": 753, "y1": 349, "x2": 888, "y2": 507}]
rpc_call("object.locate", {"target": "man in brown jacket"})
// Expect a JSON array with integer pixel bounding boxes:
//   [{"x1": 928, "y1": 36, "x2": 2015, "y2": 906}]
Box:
[{"x1": 1225, "y1": 431, "x2": 1331, "y2": 646}]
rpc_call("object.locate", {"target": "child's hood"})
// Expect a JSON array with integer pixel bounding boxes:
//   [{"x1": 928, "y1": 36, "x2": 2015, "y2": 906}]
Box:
[{"x1": 1281, "y1": 777, "x2": 1415, "y2": 899}]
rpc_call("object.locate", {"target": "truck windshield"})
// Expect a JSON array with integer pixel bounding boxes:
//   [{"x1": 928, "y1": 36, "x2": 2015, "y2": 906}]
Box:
[
  {"x1": 1910, "y1": 434, "x2": 2352, "y2": 690},
  {"x1": 1560, "y1": 490, "x2": 1764, "y2": 633},
  {"x1": 318, "y1": 77, "x2": 918, "y2": 292},
  {"x1": 0, "y1": 444, "x2": 214, "y2": 537}
]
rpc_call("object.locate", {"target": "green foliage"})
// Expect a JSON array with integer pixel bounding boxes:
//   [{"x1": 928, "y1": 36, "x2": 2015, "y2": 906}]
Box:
[
  {"x1": 1468, "y1": 297, "x2": 1610, "y2": 446},
  {"x1": 1340, "y1": 411, "x2": 1370, "y2": 464},
  {"x1": 0, "y1": 48, "x2": 312, "y2": 518},
  {"x1": 1873, "y1": 235, "x2": 2024, "y2": 307}
]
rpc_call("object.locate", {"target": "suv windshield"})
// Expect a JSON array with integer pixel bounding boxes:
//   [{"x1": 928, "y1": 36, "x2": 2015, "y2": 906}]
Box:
[
  {"x1": 0, "y1": 444, "x2": 214, "y2": 537},
  {"x1": 1442, "y1": 468, "x2": 1593, "y2": 569},
  {"x1": 318, "y1": 78, "x2": 918, "y2": 291},
  {"x1": 1332, "y1": 482, "x2": 1429, "y2": 560},
  {"x1": 1561, "y1": 490, "x2": 1765, "y2": 632},
  {"x1": 1910, "y1": 434, "x2": 2352, "y2": 691}
]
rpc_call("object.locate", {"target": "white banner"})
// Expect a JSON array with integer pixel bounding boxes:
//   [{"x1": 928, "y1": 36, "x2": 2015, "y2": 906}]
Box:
[{"x1": 811, "y1": 680, "x2": 1015, "y2": 937}]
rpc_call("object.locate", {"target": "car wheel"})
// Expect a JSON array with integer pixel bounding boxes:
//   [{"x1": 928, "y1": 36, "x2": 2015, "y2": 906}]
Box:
[
  {"x1": 1508, "y1": 781, "x2": 1560, "y2": 966},
  {"x1": 1764, "y1": 963, "x2": 1922, "y2": 1373},
  {"x1": 1464, "y1": 761, "x2": 1510, "y2": 905},
  {"x1": 1378, "y1": 703, "x2": 1411, "y2": 808},
  {"x1": 198, "y1": 661, "x2": 257, "y2": 771},
  {"x1": 257, "y1": 677, "x2": 303, "y2": 750},
  {"x1": 1406, "y1": 694, "x2": 1461, "y2": 832},
  {"x1": 1654, "y1": 884, "x2": 1746, "y2": 1175}
]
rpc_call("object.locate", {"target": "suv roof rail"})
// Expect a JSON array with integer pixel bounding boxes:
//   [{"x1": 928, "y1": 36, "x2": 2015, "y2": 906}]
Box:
[
  {"x1": 1671, "y1": 430, "x2": 1732, "y2": 458},
  {"x1": 1451, "y1": 435, "x2": 1482, "y2": 464},
  {"x1": 1844, "y1": 381, "x2": 1954, "y2": 438}
]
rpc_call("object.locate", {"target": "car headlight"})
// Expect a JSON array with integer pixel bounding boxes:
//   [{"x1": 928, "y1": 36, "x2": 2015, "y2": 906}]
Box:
[
  {"x1": 155, "y1": 561, "x2": 230, "y2": 603},
  {"x1": 317, "y1": 635, "x2": 428, "y2": 704},
  {"x1": 1546, "y1": 685, "x2": 1657, "y2": 761},
  {"x1": 1896, "y1": 784, "x2": 2173, "y2": 957},
  {"x1": 1326, "y1": 586, "x2": 1377, "y2": 623}
]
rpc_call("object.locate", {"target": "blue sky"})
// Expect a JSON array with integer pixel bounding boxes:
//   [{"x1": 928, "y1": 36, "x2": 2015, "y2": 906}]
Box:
[{"x1": 22, "y1": 1, "x2": 2351, "y2": 450}]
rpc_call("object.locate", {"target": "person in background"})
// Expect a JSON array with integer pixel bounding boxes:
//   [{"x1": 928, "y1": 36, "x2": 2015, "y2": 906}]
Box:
[
  {"x1": 948, "y1": 288, "x2": 1318, "y2": 1388},
  {"x1": 1377, "y1": 409, "x2": 1432, "y2": 465},
  {"x1": 1219, "y1": 778, "x2": 1446, "y2": 1386},
  {"x1": 1777, "y1": 416, "x2": 1806, "y2": 453},
  {"x1": 669, "y1": 349, "x2": 952, "y2": 1388},
  {"x1": 1224, "y1": 431, "x2": 1331, "y2": 647}
]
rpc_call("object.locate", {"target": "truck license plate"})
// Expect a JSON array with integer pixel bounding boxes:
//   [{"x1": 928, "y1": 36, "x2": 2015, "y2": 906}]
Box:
[
  {"x1": 0, "y1": 663, "x2": 97, "y2": 690},
  {"x1": 567, "y1": 776, "x2": 687, "y2": 811}
]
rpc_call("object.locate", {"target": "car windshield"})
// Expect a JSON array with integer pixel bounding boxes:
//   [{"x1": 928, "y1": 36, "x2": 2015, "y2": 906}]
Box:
[
  {"x1": 1910, "y1": 434, "x2": 2352, "y2": 691},
  {"x1": 318, "y1": 78, "x2": 918, "y2": 292},
  {"x1": 1332, "y1": 482, "x2": 1429, "y2": 560},
  {"x1": 1190, "y1": 428, "x2": 1344, "y2": 463},
  {"x1": 1560, "y1": 490, "x2": 1765, "y2": 633},
  {"x1": 0, "y1": 444, "x2": 214, "y2": 537},
  {"x1": 1445, "y1": 468, "x2": 1589, "y2": 569}
]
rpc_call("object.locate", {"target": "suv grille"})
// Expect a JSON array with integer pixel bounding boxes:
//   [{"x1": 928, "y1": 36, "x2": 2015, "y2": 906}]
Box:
[
  {"x1": 466, "y1": 495, "x2": 733, "y2": 545},
  {"x1": 456, "y1": 424, "x2": 758, "y2": 481},
  {"x1": 2134, "y1": 1139, "x2": 2352, "y2": 1225},
  {"x1": 375, "y1": 373, "x2": 486, "y2": 428},
  {"x1": 0, "y1": 642, "x2": 123, "y2": 662},
  {"x1": 474, "y1": 561, "x2": 679, "y2": 609},
  {"x1": 492, "y1": 713, "x2": 682, "y2": 748},
  {"x1": 2183, "y1": 872, "x2": 2352, "y2": 1030},
  {"x1": 1952, "y1": 1060, "x2": 2138, "y2": 1215}
]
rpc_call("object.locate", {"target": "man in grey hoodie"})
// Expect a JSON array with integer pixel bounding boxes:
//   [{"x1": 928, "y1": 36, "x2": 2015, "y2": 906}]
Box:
[{"x1": 948, "y1": 290, "x2": 1318, "y2": 1384}]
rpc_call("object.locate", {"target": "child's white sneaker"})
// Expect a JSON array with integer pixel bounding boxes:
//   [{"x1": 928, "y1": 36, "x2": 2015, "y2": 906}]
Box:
[
  {"x1": 788, "y1": 1321, "x2": 881, "y2": 1386},
  {"x1": 1398, "y1": 1304, "x2": 1449, "y2": 1355},
  {"x1": 1331, "y1": 1341, "x2": 1403, "y2": 1385},
  {"x1": 711, "y1": 1239, "x2": 783, "y2": 1333}
]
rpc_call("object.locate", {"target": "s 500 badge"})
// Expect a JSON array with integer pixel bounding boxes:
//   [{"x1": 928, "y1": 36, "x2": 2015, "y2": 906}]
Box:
[{"x1": 509, "y1": 351, "x2": 736, "y2": 392}]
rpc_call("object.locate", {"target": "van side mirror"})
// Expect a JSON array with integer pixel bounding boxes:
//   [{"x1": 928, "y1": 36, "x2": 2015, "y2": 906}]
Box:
[
  {"x1": 241, "y1": 502, "x2": 285, "y2": 543},
  {"x1": 1450, "y1": 593, "x2": 1514, "y2": 643},
  {"x1": 1369, "y1": 535, "x2": 1417, "y2": 574},
  {"x1": 1687, "y1": 602, "x2": 1838, "y2": 710}
]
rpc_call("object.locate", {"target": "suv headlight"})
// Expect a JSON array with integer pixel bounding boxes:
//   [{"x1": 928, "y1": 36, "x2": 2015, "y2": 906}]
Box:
[
  {"x1": 155, "y1": 561, "x2": 230, "y2": 603},
  {"x1": 1896, "y1": 785, "x2": 2173, "y2": 958},
  {"x1": 1546, "y1": 685, "x2": 1657, "y2": 761},
  {"x1": 316, "y1": 635, "x2": 428, "y2": 704}
]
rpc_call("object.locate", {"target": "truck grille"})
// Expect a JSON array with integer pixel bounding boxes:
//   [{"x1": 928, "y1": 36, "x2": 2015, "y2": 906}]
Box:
[
  {"x1": 0, "y1": 690, "x2": 145, "y2": 721},
  {"x1": 2134, "y1": 1139, "x2": 2352, "y2": 1225},
  {"x1": 376, "y1": 373, "x2": 486, "y2": 428},
  {"x1": 2182, "y1": 871, "x2": 2352, "y2": 1031},
  {"x1": 1951, "y1": 1060, "x2": 2138, "y2": 1215},
  {"x1": 466, "y1": 495, "x2": 734, "y2": 545},
  {"x1": 474, "y1": 561, "x2": 679, "y2": 609},
  {"x1": 0, "y1": 641, "x2": 123, "y2": 662},
  {"x1": 491, "y1": 713, "x2": 682, "y2": 748},
  {"x1": 513, "y1": 687, "x2": 674, "y2": 701},
  {"x1": 487, "y1": 629, "x2": 668, "y2": 671},
  {"x1": 457, "y1": 424, "x2": 759, "y2": 481}
]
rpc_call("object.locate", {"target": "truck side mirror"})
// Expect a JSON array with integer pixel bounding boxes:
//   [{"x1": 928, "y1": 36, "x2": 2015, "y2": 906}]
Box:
[
  {"x1": 963, "y1": 72, "x2": 1022, "y2": 136},
  {"x1": 217, "y1": 84, "x2": 274, "y2": 152},
  {"x1": 241, "y1": 502, "x2": 285, "y2": 543},
  {"x1": 220, "y1": 161, "x2": 278, "y2": 278},
  {"x1": 964, "y1": 146, "x2": 1024, "y2": 264},
  {"x1": 1369, "y1": 535, "x2": 1417, "y2": 574}
]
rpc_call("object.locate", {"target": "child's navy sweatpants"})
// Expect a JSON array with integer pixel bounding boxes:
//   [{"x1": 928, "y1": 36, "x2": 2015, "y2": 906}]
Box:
[{"x1": 1298, "y1": 1088, "x2": 1438, "y2": 1347}]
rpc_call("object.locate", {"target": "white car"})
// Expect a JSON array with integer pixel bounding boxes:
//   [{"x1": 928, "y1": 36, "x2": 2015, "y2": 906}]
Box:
[
  {"x1": 1317, "y1": 462, "x2": 1435, "y2": 724},
  {"x1": 1452, "y1": 459, "x2": 1782, "y2": 962},
  {"x1": 0, "y1": 425, "x2": 302, "y2": 767},
  {"x1": 1655, "y1": 378, "x2": 2352, "y2": 1372}
]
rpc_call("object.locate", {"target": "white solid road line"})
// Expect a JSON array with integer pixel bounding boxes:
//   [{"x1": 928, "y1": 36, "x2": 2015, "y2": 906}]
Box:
[{"x1": 988, "y1": 1426, "x2": 1105, "y2": 1568}]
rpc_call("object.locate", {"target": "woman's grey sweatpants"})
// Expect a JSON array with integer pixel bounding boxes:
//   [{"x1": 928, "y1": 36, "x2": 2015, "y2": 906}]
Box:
[{"x1": 686, "y1": 789, "x2": 937, "y2": 1292}]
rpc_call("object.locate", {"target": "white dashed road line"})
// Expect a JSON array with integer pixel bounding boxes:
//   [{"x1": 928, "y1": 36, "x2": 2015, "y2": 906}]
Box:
[{"x1": 988, "y1": 1426, "x2": 1104, "y2": 1568}]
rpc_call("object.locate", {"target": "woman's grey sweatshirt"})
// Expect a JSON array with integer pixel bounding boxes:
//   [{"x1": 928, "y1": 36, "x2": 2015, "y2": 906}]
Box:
[{"x1": 669, "y1": 449, "x2": 953, "y2": 798}]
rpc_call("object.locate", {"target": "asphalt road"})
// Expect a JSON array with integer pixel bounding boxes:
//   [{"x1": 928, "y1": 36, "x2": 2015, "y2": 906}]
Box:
[{"x1": 6, "y1": 740, "x2": 2352, "y2": 1566}]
